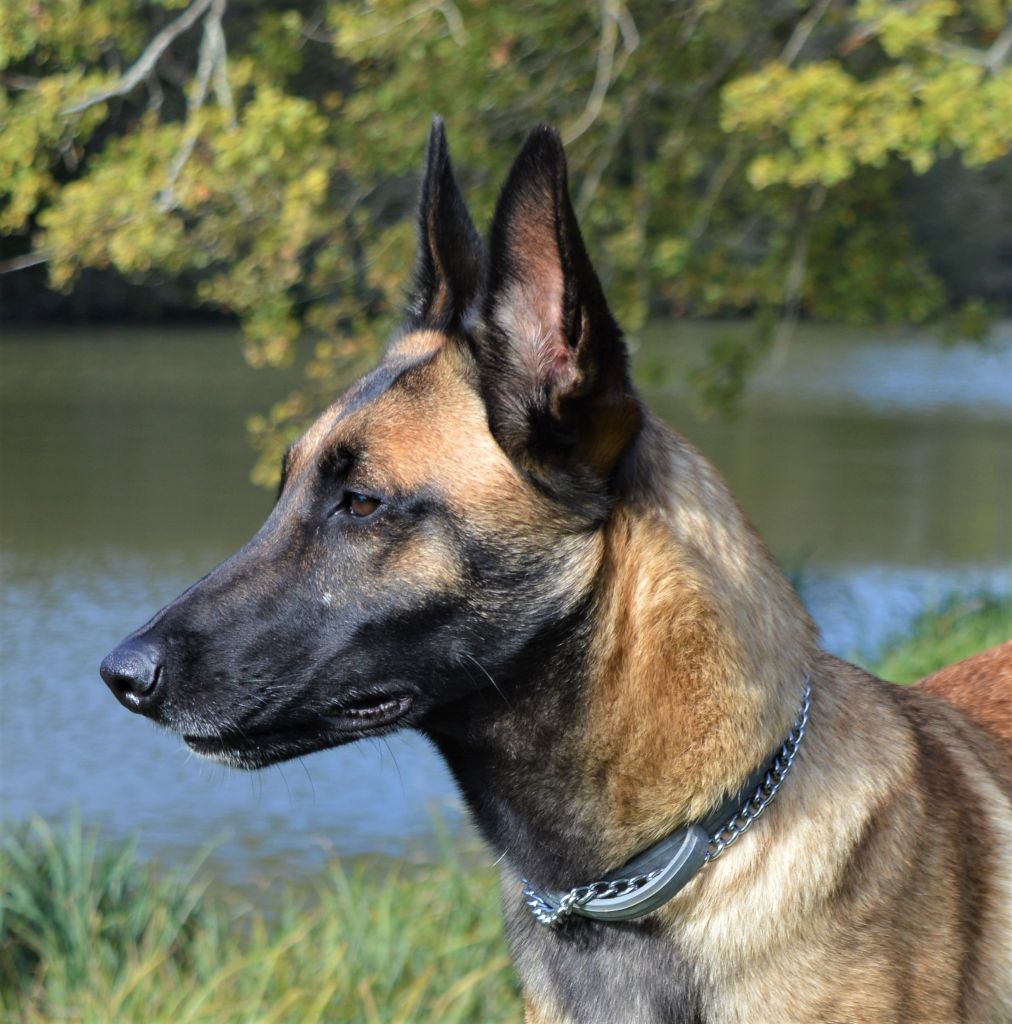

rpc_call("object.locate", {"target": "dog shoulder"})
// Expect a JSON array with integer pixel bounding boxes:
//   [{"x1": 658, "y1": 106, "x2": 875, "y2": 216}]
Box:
[{"x1": 914, "y1": 640, "x2": 1012, "y2": 749}]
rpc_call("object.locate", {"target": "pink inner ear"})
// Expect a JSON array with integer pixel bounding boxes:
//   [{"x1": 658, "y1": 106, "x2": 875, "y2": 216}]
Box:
[{"x1": 493, "y1": 211, "x2": 577, "y2": 394}]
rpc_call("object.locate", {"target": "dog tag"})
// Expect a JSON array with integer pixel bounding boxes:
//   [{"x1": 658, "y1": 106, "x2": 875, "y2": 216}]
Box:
[{"x1": 572, "y1": 824, "x2": 710, "y2": 922}]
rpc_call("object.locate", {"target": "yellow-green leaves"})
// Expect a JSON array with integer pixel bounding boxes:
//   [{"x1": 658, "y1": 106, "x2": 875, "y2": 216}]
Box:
[
  {"x1": 857, "y1": 0, "x2": 959, "y2": 58},
  {"x1": 3, "y1": 0, "x2": 1010, "y2": 467},
  {"x1": 724, "y1": 3, "x2": 1012, "y2": 189}
]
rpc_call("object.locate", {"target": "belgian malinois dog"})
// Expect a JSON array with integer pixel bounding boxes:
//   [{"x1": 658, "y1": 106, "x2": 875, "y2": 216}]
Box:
[{"x1": 102, "y1": 121, "x2": 1012, "y2": 1023}]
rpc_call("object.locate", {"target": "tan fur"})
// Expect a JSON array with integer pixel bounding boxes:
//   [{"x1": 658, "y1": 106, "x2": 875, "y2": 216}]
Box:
[
  {"x1": 287, "y1": 331, "x2": 1010, "y2": 1024},
  {"x1": 518, "y1": 426, "x2": 1012, "y2": 1024},
  {"x1": 918, "y1": 640, "x2": 1012, "y2": 744},
  {"x1": 654, "y1": 660, "x2": 1012, "y2": 1024},
  {"x1": 291, "y1": 336, "x2": 518, "y2": 502},
  {"x1": 292, "y1": 336, "x2": 602, "y2": 612},
  {"x1": 584, "y1": 424, "x2": 816, "y2": 860},
  {"x1": 386, "y1": 328, "x2": 447, "y2": 361},
  {"x1": 525, "y1": 996, "x2": 566, "y2": 1024}
]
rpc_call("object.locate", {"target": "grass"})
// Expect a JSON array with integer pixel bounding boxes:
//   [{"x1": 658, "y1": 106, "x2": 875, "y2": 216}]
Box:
[
  {"x1": 1, "y1": 820, "x2": 518, "y2": 1023},
  {"x1": 3, "y1": 598, "x2": 1009, "y2": 1022},
  {"x1": 866, "y1": 595, "x2": 1010, "y2": 684}
]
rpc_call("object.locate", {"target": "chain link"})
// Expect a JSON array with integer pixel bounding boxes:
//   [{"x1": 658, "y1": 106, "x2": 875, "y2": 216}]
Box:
[
  {"x1": 704, "y1": 678, "x2": 810, "y2": 864},
  {"x1": 525, "y1": 869, "x2": 664, "y2": 927},
  {"x1": 523, "y1": 678, "x2": 811, "y2": 927}
]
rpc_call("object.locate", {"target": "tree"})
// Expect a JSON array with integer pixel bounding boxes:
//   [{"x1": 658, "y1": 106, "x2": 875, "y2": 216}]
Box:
[{"x1": 3, "y1": 0, "x2": 1010, "y2": 484}]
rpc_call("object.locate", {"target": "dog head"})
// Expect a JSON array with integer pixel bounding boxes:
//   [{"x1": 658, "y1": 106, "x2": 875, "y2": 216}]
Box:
[{"x1": 100, "y1": 121, "x2": 641, "y2": 769}]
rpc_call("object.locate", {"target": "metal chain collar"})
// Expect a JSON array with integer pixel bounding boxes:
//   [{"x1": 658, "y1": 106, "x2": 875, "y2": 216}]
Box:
[
  {"x1": 524, "y1": 679, "x2": 812, "y2": 927},
  {"x1": 525, "y1": 870, "x2": 666, "y2": 927}
]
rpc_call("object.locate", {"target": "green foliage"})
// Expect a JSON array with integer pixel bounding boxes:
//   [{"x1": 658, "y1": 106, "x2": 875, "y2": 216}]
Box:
[
  {"x1": 868, "y1": 595, "x2": 1012, "y2": 684},
  {"x1": 1, "y1": 822, "x2": 519, "y2": 1023},
  {"x1": 723, "y1": 3, "x2": 1012, "y2": 187},
  {"x1": 3, "y1": 0, "x2": 1010, "y2": 482}
]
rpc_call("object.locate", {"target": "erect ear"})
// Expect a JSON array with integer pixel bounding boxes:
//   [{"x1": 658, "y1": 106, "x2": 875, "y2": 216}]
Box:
[
  {"x1": 408, "y1": 117, "x2": 484, "y2": 331},
  {"x1": 478, "y1": 125, "x2": 639, "y2": 478}
]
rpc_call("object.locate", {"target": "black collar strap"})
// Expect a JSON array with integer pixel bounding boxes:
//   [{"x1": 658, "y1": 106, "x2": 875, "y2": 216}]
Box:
[{"x1": 523, "y1": 678, "x2": 811, "y2": 926}]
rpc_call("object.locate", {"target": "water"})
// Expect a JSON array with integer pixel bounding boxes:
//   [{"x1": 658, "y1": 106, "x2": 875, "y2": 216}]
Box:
[{"x1": 2, "y1": 323, "x2": 1010, "y2": 883}]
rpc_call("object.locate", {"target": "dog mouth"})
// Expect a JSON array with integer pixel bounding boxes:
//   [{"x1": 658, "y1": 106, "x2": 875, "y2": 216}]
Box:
[{"x1": 182, "y1": 693, "x2": 415, "y2": 767}]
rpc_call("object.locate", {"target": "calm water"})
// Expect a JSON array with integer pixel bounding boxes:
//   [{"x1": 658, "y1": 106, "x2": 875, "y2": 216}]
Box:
[{"x1": 2, "y1": 323, "x2": 1010, "y2": 882}]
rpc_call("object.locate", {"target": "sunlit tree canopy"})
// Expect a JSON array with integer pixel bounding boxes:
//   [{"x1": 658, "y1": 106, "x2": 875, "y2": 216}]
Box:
[{"x1": 2, "y1": 0, "x2": 1010, "y2": 482}]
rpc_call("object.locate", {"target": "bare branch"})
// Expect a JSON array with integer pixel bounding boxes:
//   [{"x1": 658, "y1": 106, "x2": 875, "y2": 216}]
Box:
[
  {"x1": 342, "y1": 1, "x2": 466, "y2": 46},
  {"x1": 0, "y1": 250, "x2": 50, "y2": 274},
  {"x1": 564, "y1": 2, "x2": 618, "y2": 145},
  {"x1": 772, "y1": 185, "x2": 827, "y2": 361},
  {"x1": 925, "y1": 18, "x2": 1012, "y2": 71},
  {"x1": 780, "y1": 0, "x2": 833, "y2": 65},
  {"x1": 686, "y1": 136, "x2": 743, "y2": 244},
  {"x1": 614, "y1": 0, "x2": 640, "y2": 53},
  {"x1": 924, "y1": 39, "x2": 989, "y2": 66},
  {"x1": 207, "y1": 4, "x2": 236, "y2": 128},
  {"x1": 436, "y1": 1, "x2": 467, "y2": 45},
  {"x1": 298, "y1": 17, "x2": 332, "y2": 46},
  {"x1": 839, "y1": 8, "x2": 1011, "y2": 72},
  {"x1": 564, "y1": 0, "x2": 639, "y2": 144},
  {"x1": 986, "y1": 18, "x2": 1012, "y2": 72},
  {"x1": 575, "y1": 112, "x2": 628, "y2": 215},
  {"x1": 157, "y1": 0, "x2": 232, "y2": 211},
  {"x1": 2, "y1": 73, "x2": 41, "y2": 91},
  {"x1": 145, "y1": 71, "x2": 164, "y2": 112},
  {"x1": 62, "y1": 0, "x2": 215, "y2": 115},
  {"x1": 673, "y1": 0, "x2": 705, "y2": 50}
]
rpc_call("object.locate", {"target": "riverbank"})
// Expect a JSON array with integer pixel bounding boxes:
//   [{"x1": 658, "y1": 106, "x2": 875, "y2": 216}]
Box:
[{"x1": 2, "y1": 598, "x2": 1009, "y2": 1023}]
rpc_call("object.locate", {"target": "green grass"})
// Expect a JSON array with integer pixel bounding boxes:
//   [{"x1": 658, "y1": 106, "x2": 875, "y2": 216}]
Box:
[
  {"x1": 3, "y1": 599, "x2": 1009, "y2": 1022},
  {"x1": 1, "y1": 819, "x2": 519, "y2": 1023},
  {"x1": 867, "y1": 595, "x2": 1011, "y2": 684}
]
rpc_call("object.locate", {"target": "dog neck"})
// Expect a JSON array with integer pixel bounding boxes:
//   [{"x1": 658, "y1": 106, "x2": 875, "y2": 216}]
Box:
[{"x1": 427, "y1": 417, "x2": 817, "y2": 890}]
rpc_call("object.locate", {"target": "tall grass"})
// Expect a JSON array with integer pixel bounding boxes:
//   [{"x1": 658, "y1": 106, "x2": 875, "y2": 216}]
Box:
[
  {"x1": 3, "y1": 599, "x2": 1008, "y2": 1021},
  {"x1": 1, "y1": 820, "x2": 519, "y2": 1023}
]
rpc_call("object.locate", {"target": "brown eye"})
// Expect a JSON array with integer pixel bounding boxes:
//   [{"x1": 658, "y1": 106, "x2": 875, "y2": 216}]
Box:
[{"x1": 347, "y1": 492, "x2": 380, "y2": 518}]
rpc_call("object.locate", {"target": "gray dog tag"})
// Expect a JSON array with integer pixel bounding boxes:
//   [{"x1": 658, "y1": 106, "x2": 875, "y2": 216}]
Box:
[{"x1": 571, "y1": 824, "x2": 710, "y2": 922}]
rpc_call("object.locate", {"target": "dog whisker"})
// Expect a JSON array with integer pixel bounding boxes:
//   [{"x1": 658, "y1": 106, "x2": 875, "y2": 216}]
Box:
[{"x1": 460, "y1": 653, "x2": 511, "y2": 707}]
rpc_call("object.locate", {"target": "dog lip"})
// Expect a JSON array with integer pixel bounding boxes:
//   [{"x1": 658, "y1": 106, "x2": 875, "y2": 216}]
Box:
[
  {"x1": 323, "y1": 693, "x2": 414, "y2": 731},
  {"x1": 181, "y1": 693, "x2": 415, "y2": 759}
]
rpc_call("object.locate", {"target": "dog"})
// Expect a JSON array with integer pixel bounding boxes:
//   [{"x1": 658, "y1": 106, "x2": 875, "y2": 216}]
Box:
[{"x1": 101, "y1": 120, "x2": 1012, "y2": 1023}]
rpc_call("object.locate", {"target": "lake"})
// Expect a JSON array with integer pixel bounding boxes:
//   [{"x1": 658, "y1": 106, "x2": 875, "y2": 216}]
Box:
[{"x1": 1, "y1": 322, "x2": 1010, "y2": 884}]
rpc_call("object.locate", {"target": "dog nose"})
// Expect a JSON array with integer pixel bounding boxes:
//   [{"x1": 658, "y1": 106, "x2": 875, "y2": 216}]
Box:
[{"x1": 100, "y1": 639, "x2": 165, "y2": 713}]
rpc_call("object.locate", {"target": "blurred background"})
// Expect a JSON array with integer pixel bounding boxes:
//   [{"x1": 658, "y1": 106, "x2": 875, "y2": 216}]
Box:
[{"x1": 2, "y1": 0, "x2": 1011, "y2": 888}]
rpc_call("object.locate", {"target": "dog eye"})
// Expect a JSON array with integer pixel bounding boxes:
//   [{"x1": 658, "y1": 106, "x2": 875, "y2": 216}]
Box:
[{"x1": 347, "y1": 493, "x2": 380, "y2": 518}]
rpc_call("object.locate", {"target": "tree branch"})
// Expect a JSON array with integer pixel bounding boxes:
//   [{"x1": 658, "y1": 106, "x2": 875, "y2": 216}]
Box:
[
  {"x1": 924, "y1": 18, "x2": 1012, "y2": 71},
  {"x1": 156, "y1": 6, "x2": 218, "y2": 210},
  {"x1": 575, "y1": 111, "x2": 628, "y2": 215},
  {"x1": 342, "y1": 1, "x2": 466, "y2": 46},
  {"x1": 780, "y1": 0, "x2": 834, "y2": 65},
  {"x1": 772, "y1": 185, "x2": 826, "y2": 360},
  {"x1": 62, "y1": 0, "x2": 215, "y2": 115},
  {"x1": 0, "y1": 250, "x2": 51, "y2": 274},
  {"x1": 2, "y1": 73, "x2": 41, "y2": 91},
  {"x1": 207, "y1": 2, "x2": 236, "y2": 128},
  {"x1": 839, "y1": 8, "x2": 1011, "y2": 72},
  {"x1": 986, "y1": 18, "x2": 1012, "y2": 72},
  {"x1": 686, "y1": 136, "x2": 743, "y2": 244},
  {"x1": 564, "y1": 0, "x2": 638, "y2": 144}
]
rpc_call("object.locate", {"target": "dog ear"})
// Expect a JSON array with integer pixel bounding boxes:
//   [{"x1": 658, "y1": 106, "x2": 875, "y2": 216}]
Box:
[
  {"x1": 408, "y1": 117, "x2": 484, "y2": 331},
  {"x1": 478, "y1": 125, "x2": 639, "y2": 477}
]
